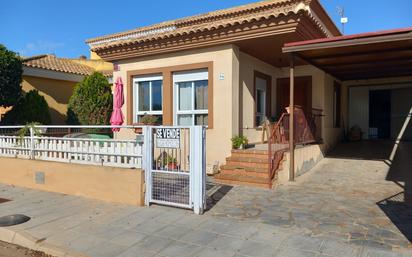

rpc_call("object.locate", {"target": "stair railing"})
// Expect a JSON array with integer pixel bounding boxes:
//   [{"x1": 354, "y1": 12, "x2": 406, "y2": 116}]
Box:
[
  {"x1": 267, "y1": 112, "x2": 289, "y2": 187},
  {"x1": 267, "y1": 107, "x2": 322, "y2": 186}
]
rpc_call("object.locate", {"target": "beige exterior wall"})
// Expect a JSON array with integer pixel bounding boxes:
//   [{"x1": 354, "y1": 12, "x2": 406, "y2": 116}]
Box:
[
  {"x1": 115, "y1": 46, "x2": 346, "y2": 168},
  {"x1": 0, "y1": 158, "x2": 144, "y2": 205},
  {"x1": 72, "y1": 58, "x2": 113, "y2": 72},
  {"x1": 239, "y1": 51, "x2": 279, "y2": 143},
  {"x1": 279, "y1": 65, "x2": 344, "y2": 152},
  {"x1": 276, "y1": 144, "x2": 325, "y2": 184},
  {"x1": 323, "y1": 73, "x2": 344, "y2": 150},
  {"x1": 115, "y1": 45, "x2": 240, "y2": 169},
  {"x1": 22, "y1": 76, "x2": 76, "y2": 124},
  {"x1": 239, "y1": 59, "x2": 344, "y2": 151},
  {"x1": 0, "y1": 107, "x2": 12, "y2": 122},
  {"x1": 343, "y1": 76, "x2": 412, "y2": 140}
]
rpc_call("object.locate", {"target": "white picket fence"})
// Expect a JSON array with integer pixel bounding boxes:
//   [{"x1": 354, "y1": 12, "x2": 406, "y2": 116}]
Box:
[{"x1": 0, "y1": 125, "x2": 143, "y2": 168}]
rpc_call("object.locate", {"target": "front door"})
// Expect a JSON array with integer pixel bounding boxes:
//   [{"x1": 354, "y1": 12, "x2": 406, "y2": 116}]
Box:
[{"x1": 277, "y1": 76, "x2": 312, "y2": 116}]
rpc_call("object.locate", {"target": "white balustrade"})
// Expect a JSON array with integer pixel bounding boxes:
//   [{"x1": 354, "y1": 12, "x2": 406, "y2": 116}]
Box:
[{"x1": 0, "y1": 126, "x2": 143, "y2": 169}]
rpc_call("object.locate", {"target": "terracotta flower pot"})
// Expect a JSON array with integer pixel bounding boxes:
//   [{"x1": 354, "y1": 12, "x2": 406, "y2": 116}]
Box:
[
  {"x1": 168, "y1": 162, "x2": 178, "y2": 170},
  {"x1": 133, "y1": 124, "x2": 143, "y2": 134}
]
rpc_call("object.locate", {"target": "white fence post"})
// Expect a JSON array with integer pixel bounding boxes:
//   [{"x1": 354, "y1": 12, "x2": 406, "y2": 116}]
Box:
[
  {"x1": 191, "y1": 126, "x2": 206, "y2": 215},
  {"x1": 29, "y1": 127, "x2": 35, "y2": 159},
  {"x1": 143, "y1": 126, "x2": 153, "y2": 206}
]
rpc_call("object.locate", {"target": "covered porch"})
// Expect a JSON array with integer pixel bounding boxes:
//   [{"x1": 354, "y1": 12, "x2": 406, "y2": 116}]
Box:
[{"x1": 283, "y1": 27, "x2": 412, "y2": 183}]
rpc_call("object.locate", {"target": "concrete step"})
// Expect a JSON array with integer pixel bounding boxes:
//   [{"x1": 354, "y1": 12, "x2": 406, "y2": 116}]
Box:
[
  {"x1": 219, "y1": 167, "x2": 268, "y2": 178},
  {"x1": 230, "y1": 149, "x2": 268, "y2": 159},
  {"x1": 214, "y1": 173, "x2": 270, "y2": 189},
  {"x1": 225, "y1": 158, "x2": 269, "y2": 169},
  {"x1": 220, "y1": 164, "x2": 267, "y2": 173}
]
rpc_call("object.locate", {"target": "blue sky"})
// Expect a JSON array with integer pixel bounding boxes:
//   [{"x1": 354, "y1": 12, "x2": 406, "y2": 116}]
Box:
[{"x1": 1, "y1": 0, "x2": 411, "y2": 58}]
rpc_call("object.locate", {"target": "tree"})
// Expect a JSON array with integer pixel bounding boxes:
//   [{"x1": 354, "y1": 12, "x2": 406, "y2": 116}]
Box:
[
  {"x1": 67, "y1": 72, "x2": 112, "y2": 125},
  {"x1": 2, "y1": 90, "x2": 51, "y2": 125},
  {"x1": 0, "y1": 44, "x2": 23, "y2": 107}
]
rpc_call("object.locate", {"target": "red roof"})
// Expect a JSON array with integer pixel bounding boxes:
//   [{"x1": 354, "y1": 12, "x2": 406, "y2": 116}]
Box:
[{"x1": 284, "y1": 26, "x2": 412, "y2": 48}]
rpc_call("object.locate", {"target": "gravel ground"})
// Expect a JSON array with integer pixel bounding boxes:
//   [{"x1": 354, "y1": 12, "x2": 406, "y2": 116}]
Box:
[{"x1": 0, "y1": 241, "x2": 54, "y2": 257}]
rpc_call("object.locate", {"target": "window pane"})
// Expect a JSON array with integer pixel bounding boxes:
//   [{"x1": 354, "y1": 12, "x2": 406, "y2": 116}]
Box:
[
  {"x1": 152, "y1": 80, "x2": 162, "y2": 111},
  {"x1": 178, "y1": 114, "x2": 193, "y2": 125},
  {"x1": 138, "y1": 81, "x2": 150, "y2": 112},
  {"x1": 178, "y1": 82, "x2": 192, "y2": 111},
  {"x1": 195, "y1": 80, "x2": 208, "y2": 110},
  {"x1": 195, "y1": 114, "x2": 208, "y2": 126},
  {"x1": 256, "y1": 89, "x2": 265, "y2": 114}
]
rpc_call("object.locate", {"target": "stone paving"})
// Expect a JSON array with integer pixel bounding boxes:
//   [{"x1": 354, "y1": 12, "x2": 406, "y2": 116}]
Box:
[
  {"x1": 209, "y1": 141, "x2": 412, "y2": 252},
  {"x1": 0, "y1": 182, "x2": 410, "y2": 257},
  {"x1": 0, "y1": 141, "x2": 411, "y2": 257}
]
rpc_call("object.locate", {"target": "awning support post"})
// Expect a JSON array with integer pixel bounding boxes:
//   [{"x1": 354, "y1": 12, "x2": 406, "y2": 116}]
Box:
[{"x1": 289, "y1": 54, "x2": 295, "y2": 182}]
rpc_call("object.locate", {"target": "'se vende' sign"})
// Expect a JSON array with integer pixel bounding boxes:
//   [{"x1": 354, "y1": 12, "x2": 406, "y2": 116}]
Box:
[{"x1": 156, "y1": 128, "x2": 181, "y2": 149}]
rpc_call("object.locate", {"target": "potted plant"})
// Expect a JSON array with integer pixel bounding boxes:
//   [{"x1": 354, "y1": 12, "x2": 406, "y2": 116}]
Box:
[
  {"x1": 134, "y1": 115, "x2": 159, "y2": 134},
  {"x1": 16, "y1": 122, "x2": 43, "y2": 146},
  {"x1": 166, "y1": 156, "x2": 178, "y2": 170},
  {"x1": 231, "y1": 135, "x2": 248, "y2": 150}
]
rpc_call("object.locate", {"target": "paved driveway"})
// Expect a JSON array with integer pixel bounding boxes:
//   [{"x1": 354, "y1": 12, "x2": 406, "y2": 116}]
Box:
[
  {"x1": 0, "y1": 141, "x2": 411, "y2": 257},
  {"x1": 209, "y1": 141, "x2": 412, "y2": 251}
]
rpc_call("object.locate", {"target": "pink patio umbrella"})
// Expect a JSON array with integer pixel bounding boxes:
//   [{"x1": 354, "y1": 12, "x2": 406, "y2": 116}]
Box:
[{"x1": 110, "y1": 77, "x2": 125, "y2": 132}]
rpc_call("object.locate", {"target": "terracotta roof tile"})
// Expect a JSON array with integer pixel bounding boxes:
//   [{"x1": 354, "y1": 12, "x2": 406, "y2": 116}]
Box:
[
  {"x1": 100, "y1": 69, "x2": 113, "y2": 77},
  {"x1": 23, "y1": 55, "x2": 96, "y2": 76},
  {"x1": 87, "y1": 0, "x2": 331, "y2": 50}
]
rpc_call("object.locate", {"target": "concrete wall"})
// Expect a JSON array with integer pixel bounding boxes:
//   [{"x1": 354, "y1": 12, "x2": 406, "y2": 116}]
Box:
[
  {"x1": 22, "y1": 76, "x2": 76, "y2": 124},
  {"x1": 391, "y1": 87, "x2": 412, "y2": 140},
  {"x1": 114, "y1": 45, "x2": 239, "y2": 169},
  {"x1": 0, "y1": 158, "x2": 144, "y2": 206},
  {"x1": 276, "y1": 144, "x2": 325, "y2": 185}
]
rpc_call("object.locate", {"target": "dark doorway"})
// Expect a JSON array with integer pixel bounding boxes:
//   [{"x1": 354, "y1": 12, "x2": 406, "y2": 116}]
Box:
[
  {"x1": 277, "y1": 76, "x2": 312, "y2": 117},
  {"x1": 369, "y1": 90, "x2": 391, "y2": 139}
]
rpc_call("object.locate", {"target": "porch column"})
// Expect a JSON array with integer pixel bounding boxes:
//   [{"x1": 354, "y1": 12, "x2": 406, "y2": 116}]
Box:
[{"x1": 289, "y1": 55, "x2": 295, "y2": 182}]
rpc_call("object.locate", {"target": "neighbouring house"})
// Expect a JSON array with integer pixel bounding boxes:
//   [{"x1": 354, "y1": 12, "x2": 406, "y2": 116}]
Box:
[
  {"x1": 86, "y1": 0, "x2": 412, "y2": 187},
  {"x1": 8, "y1": 54, "x2": 113, "y2": 124}
]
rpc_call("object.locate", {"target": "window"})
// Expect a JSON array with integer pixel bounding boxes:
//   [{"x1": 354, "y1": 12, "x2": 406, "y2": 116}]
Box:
[
  {"x1": 173, "y1": 69, "x2": 208, "y2": 126},
  {"x1": 255, "y1": 76, "x2": 268, "y2": 127},
  {"x1": 333, "y1": 82, "x2": 341, "y2": 128},
  {"x1": 133, "y1": 74, "x2": 163, "y2": 123}
]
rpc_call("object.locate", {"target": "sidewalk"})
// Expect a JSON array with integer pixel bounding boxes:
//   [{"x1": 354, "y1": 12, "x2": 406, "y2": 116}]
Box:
[{"x1": 0, "y1": 183, "x2": 410, "y2": 257}]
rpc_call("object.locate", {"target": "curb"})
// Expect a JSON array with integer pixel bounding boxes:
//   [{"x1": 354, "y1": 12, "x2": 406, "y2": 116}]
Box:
[{"x1": 0, "y1": 227, "x2": 88, "y2": 257}]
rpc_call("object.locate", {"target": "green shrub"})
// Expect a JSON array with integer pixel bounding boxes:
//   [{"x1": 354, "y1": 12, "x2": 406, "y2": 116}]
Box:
[
  {"x1": 67, "y1": 72, "x2": 112, "y2": 125},
  {"x1": 231, "y1": 135, "x2": 248, "y2": 149},
  {"x1": 140, "y1": 115, "x2": 159, "y2": 124},
  {"x1": 2, "y1": 90, "x2": 51, "y2": 125},
  {"x1": 0, "y1": 44, "x2": 23, "y2": 107}
]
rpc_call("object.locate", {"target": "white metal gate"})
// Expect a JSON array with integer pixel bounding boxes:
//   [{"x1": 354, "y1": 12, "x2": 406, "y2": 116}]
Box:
[{"x1": 143, "y1": 126, "x2": 206, "y2": 214}]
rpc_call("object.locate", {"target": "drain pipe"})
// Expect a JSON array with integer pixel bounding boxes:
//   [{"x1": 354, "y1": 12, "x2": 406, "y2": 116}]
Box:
[{"x1": 289, "y1": 54, "x2": 295, "y2": 182}]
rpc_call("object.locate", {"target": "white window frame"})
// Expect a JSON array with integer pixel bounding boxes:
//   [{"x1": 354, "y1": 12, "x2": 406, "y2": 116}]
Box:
[
  {"x1": 173, "y1": 69, "x2": 208, "y2": 126},
  {"x1": 133, "y1": 74, "x2": 163, "y2": 123}
]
